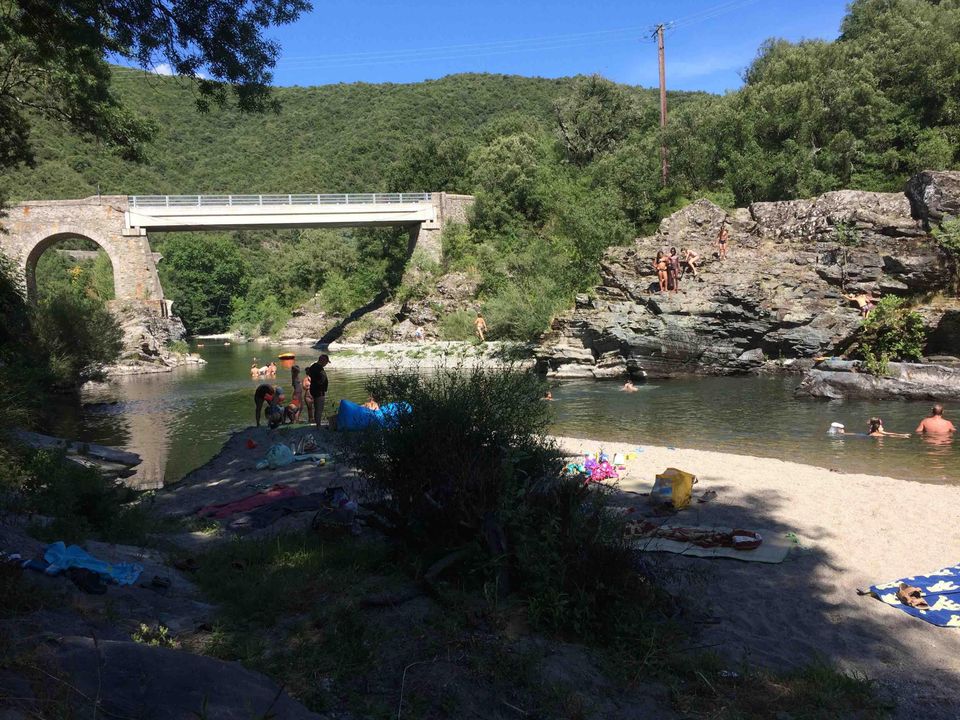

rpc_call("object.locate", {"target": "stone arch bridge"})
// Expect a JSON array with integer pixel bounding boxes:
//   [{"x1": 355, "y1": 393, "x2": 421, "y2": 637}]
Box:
[{"x1": 0, "y1": 192, "x2": 474, "y2": 307}]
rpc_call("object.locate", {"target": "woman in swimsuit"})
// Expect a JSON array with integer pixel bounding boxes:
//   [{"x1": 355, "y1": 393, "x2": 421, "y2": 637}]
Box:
[{"x1": 653, "y1": 251, "x2": 668, "y2": 293}]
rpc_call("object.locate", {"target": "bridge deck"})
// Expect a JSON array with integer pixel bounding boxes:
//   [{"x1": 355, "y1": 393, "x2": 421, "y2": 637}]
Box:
[{"x1": 125, "y1": 193, "x2": 437, "y2": 232}]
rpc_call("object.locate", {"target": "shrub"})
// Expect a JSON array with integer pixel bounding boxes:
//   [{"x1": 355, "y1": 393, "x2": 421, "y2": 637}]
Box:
[
  {"x1": 858, "y1": 296, "x2": 926, "y2": 375},
  {"x1": 439, "y1": 310, "x2": 476, "y2": 341},
  {"x1": 933, "y1": 218, "x2": 960, "y2": 294},
  {"x1": 2, "y1": 447, "x2": 149, "y2": 544},
  {"x1": 483, "y1": 282, "x2": 565, "y2": 342},
  {"x1": 32, "y1": 290, "x2": 123, "y2": 388},
  {"x1": 350, "y1": 365, "x2": 655, "y2": 636}
]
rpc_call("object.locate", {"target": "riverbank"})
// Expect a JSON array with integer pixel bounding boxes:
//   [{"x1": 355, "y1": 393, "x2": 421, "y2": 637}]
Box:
[
  {"x1": 160, "y1": 426, "x2": 960, "y2": 715},
  {"x1": 556, "y1": 436, "x2": 960, "y2": 717},
  {"x1": 6, "y1": 424, "x2": 958, "y2": 717},
  {"x1": 196, "y1": 339, "x2": 535, "y2": 370}
]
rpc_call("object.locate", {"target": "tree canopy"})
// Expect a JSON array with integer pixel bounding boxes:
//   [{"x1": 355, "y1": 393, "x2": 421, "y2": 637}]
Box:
[{"x1": 0, "y1": 0, "x2": 311, "y2": 178}]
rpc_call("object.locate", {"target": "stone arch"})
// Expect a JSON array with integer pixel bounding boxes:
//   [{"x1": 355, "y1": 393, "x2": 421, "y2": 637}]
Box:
[{"x1": 21, "y1": 225, "x2": 124, "y2": 303}]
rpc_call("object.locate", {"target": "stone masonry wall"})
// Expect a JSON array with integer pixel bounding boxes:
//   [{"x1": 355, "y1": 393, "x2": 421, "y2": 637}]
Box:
[{"x1": 0, "y1": 196, "x2": 164, "y2": 302}]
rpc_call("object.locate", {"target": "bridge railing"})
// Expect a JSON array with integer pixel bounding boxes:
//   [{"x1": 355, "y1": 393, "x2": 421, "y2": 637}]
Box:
[{"x1": 128, "y1": 193, "x2": 433, "y2": 208}]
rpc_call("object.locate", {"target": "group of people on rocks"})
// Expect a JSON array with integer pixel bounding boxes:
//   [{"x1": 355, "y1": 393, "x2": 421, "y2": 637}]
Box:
[{"x1": 649, "y1": 223, "x2": 729, "y2": 294}]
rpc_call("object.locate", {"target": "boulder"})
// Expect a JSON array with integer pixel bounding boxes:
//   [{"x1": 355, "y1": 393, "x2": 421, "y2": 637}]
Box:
[
  {"x1": 795, "y1": 360, "x2": 960, "y2": 400},
  {"x1": 106, "y1": 300, "x2": 204, "y2": 376},
  {"x1": 537, "y1": 177, "x2": 953, "y2": 377},
  {"x1": 905, "y1": 170, "x2": 960, "y2": 229}
]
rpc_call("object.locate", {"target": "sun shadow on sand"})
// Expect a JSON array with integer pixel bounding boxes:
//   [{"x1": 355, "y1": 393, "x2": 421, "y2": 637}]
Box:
[{"x1": 607, "y1": 481, "x2": 960, "y2": 719}]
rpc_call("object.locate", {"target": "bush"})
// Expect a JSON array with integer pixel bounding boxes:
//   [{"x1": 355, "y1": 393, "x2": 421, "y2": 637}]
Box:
[
  {"x1": 858, "y1": 296, "x2": 926, "y2": 375},
  {"x1": 2, "y1": 447, "x2": 149, "y2": 544},
  {"x1": 350, "y1": 365, "x2": 655, "y2": 636},
  {"x1": 439, "y1": 310, "x2": 476, "y2": 341},
  {"x1": 32, "y1": 290, "x2": 123, "y2": 388},
  {"x1": 483, "y1": 282, "x2": 565, "y2": 342}
]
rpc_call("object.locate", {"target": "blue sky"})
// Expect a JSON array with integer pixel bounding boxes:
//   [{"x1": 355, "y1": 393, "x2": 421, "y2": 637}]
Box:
[{"x1": 260, "y1": 0, "x2": 849, "y2": 92}]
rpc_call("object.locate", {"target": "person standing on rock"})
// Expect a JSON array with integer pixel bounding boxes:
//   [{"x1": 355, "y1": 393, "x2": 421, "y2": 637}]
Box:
[
  {"x1": 653, "y1": 251, "x2": 668, "y2": 293},
  {"x1": 915, "y1": 404, "x2": 956, "y2": 435},
  {"x1": 716, "y1": 223, "x2": 729, "y2": 260},
  {"x1": 475, "y1": 312, "x2": 487, "y2": 343},
  {"x1": 668, "y1": 247, "x2": 682, "y2": 292},
  {"x1": 306, "y1": 354, "x2": 331, "y2": 430}
]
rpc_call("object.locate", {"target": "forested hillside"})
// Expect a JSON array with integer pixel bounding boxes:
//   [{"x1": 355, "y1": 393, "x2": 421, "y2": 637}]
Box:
[{"x1": 10, "y1": 0, "x2": 960, "y2": 338}]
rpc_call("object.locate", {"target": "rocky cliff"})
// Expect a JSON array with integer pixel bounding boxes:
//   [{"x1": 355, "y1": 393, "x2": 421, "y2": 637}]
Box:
[
  {"x1": 107, "y1": 301, "x2": 205, "y2": 376},
  {"x1": 536, "y1": 172, "x2": 960, "y2": 379}
]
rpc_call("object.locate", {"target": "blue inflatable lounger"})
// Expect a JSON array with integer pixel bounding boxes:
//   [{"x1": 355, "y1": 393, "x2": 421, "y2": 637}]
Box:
[{"x1": 336, "y1": 400, "x2": 411, "y2": 431}]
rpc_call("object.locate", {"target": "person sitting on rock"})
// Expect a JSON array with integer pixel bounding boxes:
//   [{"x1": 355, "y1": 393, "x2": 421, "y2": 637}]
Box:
[
  {"x1": 653, "y1": 251, "x2": 668, "y2": 293},
  {"x1": 680, "y1": 247, "x2": 701, "y2": 280},
  {"x1": 915, "y1": 404, "x2": 956, "y2": 435}
]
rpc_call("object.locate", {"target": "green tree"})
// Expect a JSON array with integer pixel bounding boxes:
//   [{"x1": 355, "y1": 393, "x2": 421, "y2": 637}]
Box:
[
  {"x1": 160, "y1": 235, "x2": 250, "y2": 334},
  {"x1": 858, "y1": 296, "x2": 926, "y2": 375},
  {"x1": 0, "y1": 0, "x2": 311, "y2": 182},
  {"x1": 553, "y1": 74, "x2": 637, "y2": 167}
]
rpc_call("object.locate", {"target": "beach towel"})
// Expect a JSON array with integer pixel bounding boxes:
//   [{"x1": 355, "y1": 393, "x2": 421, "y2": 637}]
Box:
[
  {"x1": 44, "y1": 542, "x2": 143, "y2": 586},
  {"x1": 869, "y1": 563, "x2": 960, "y2": 627},
  {"x1": 626, "y1": 524, "x2": 792, "y2": 564},
  {"x1": 197, "y1": 484, "x2": 300, "y2": 519}
]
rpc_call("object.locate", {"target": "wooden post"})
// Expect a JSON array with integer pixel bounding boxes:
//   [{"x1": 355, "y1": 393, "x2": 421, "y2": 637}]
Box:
[{"x1": 657, "y1": 24, "x2": 669, "y2": 186}]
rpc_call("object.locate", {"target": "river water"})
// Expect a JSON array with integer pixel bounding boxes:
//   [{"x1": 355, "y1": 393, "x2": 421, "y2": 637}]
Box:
[{"x1": 47, "y1": 343, "x2": 958, "y2": 487}]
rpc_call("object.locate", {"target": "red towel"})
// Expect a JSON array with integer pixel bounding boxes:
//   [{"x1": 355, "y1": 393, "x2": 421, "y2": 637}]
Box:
[{"x1": 197, "y1": 484, "x2": 301, "y2": 519}]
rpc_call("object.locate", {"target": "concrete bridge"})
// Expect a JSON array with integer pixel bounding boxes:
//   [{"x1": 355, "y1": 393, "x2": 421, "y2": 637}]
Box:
[{"x1": 0, "y1": 192, "x2": 473, "y2": 304}]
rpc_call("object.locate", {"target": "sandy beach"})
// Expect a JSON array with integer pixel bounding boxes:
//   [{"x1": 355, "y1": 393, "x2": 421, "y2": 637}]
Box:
[
  {"x1": 556, "y1": 436, "x2": 960, "y2": 717},
  {"x1": 149, "y1": 425, "x2": 960, "y2": 717}
]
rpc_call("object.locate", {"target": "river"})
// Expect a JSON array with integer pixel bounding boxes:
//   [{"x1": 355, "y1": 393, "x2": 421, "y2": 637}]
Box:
[{"x1": 46, "y1": 342, "x2": 958, "y2": 487}]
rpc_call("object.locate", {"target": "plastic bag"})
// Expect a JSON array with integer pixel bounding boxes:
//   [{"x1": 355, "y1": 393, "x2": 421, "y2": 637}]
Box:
[
  {"x1": 256, "y1": 443, "x2": 295, "y2": 470},
  {"x1": 650, "y1": 467, "x2": 697, "y2": 509}
]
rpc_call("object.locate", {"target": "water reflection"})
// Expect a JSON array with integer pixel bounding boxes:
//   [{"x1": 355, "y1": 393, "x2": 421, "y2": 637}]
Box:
[{"x1": 41, "y1": 343, "x2": 960, "y2": 487}]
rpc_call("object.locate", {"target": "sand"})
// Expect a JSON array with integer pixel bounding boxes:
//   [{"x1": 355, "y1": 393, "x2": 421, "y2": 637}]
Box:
[{"x1": 555, "y1": 436, "x2": 960, "y2": 718}]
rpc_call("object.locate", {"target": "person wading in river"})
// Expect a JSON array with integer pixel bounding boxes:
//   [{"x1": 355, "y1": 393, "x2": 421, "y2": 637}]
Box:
[
  {"x1": 305, "y1": 354, "x2": 330, "y2": 430},
  {"x1": 915, "y1": 404, "x2": 956, "y2": 435}
]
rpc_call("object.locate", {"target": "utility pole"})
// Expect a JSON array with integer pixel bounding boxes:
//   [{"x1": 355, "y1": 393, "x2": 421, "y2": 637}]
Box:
[{"x1": 655, "y1": 23, "x2": 669, "y2": 186}]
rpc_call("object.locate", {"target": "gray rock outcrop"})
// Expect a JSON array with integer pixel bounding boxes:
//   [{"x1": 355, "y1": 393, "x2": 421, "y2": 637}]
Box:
[
  {"x1": 106, "y1": 300, "x2": 205, "y2": 376},
  {"x1": 795, "y1": 359, "x2": 960, "y2": 400},
  {"x1": 905, "y1": 170, "x2": 960, "y2": 229},
  {"x1": 537, "y1": 183, "x2": 954, "y2": 379}
]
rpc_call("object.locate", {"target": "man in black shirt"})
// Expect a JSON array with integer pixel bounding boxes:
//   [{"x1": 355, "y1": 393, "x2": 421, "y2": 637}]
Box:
[{"x1": 305, "y1": 354, "x2": 330, "y2": 430}]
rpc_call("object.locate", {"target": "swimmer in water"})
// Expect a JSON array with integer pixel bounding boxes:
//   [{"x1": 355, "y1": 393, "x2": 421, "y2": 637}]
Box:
[
  {"x1": 867, "y1": 417, "x2": 910, "y2": 438},
  {"x1": 622, "y1": 380, "x2": 638, "y2": 393},
  {"x1": 543, "y1": 390, "x2": 553, "y2": 401}
]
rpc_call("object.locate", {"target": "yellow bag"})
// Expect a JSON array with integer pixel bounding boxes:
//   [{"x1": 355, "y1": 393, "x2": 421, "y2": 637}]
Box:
[{"x1": 651, "y1": 467, "x2": 697, "y2": 509}]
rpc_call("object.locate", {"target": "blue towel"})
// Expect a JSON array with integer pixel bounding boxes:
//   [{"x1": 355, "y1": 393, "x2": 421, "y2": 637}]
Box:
[
  {"x1": 870, "y1": 562, "x2": 960, "y2": 627},
  {"x1": 44, "y1": 542, "x2": 143, "y2": 586}
]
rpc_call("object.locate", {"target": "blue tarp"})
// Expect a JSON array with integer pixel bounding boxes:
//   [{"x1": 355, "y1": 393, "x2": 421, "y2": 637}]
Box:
[
  {"x1": 44, "y1": 541, "x2": 143, "y2": 586},
  {"x1": 870, "y1": 562, "x2": 960, "y2": 627},
  {"x1": 337, "y1": 400, "x2": 411, "y2": 431}
]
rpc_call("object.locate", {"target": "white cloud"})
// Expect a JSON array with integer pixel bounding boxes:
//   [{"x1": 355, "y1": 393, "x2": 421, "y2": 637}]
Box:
[{"x1": 153, "y1": 62, "x2": 174, "y2": 76}]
